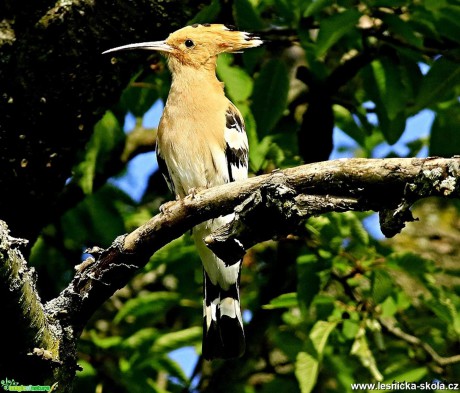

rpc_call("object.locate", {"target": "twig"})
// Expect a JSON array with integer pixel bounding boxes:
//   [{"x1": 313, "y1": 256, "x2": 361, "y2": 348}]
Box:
[{"x1": 380, "y1": 318, "x2": 460, "y2": 366}]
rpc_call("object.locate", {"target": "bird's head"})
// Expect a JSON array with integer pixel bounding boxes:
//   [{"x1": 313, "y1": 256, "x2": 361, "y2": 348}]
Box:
[{"x1": 103, "y1": 24, "x2": 262, "y2": 71}]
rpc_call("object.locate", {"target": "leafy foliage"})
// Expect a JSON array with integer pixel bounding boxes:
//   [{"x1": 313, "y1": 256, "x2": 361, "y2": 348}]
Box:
[{"x1": 28, "y1": 0, "x2": 460, "y2": 391}]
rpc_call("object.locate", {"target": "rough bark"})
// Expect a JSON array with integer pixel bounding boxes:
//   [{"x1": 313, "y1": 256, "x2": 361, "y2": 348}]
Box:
[{"x1": 53, "y1": 157, "x2": 460, "y2": 333}]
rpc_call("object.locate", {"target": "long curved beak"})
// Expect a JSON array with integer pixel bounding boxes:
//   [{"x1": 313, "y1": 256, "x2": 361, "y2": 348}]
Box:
[{"x1": 102, "y1": 40, "x2": 173, "y2": 54}]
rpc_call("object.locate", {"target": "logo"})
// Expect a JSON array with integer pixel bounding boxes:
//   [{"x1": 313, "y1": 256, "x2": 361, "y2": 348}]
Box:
[{"x1": 1, "y1": 378, "x2": 52, "y2": 392}]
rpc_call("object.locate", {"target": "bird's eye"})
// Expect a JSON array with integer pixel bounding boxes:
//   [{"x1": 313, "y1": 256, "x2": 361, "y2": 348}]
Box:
[{"x1": 185, "y1": 39, "x2": 195, "y2": 48}]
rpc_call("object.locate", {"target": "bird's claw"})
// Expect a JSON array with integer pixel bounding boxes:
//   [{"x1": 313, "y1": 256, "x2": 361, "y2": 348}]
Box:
[
  {"x1": 186, "y1": 187, "x2": 205, "y2": 199},
  {"x1": 159, "y1": 198, "x2": 179, "y2": 214}
]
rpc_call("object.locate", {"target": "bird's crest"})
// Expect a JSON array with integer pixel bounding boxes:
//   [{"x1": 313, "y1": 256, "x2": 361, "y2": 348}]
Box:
[{"x1": 166, "y1": 24, "x2": 263, "y2": 54}]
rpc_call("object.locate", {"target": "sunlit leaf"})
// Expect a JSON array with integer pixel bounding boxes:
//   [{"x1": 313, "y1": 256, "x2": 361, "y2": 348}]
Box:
[
  {"x1": 90, "y1": 330, "x2": 123, "y2": 349},
  {"x1": 415, "y1": 57, "x2": 460, "y2": 110},
  {"x1": 122, "y1": 328, "x2": 158, "y2": 350},
  {"x1": 151, "y1": 327, "x2": 202, "y2": 354},
  {"x1": 303, "y1": 0, "x2": 332, "y2": 17},
  {"x1": 383, "y1": 366, "x2": 428, "y2": 384},
  {"x1": 115, "y1": 292, "x2": 181, "y2": 324},
  {"x1": 295, "y1": 321, "x2": 337, "y2": 393},
  {"x1": 263, "y1": 292, "x2": 298, "y2": 309},
  {"x1": 217, "y1": 54, "x2": 253, "y2": 103},
  {"x1": 74, "y1": 111, "x2": 124, "y2": 194},
  {"x1": 350, "y1": 326, "x2": 383, "y2": 381}
]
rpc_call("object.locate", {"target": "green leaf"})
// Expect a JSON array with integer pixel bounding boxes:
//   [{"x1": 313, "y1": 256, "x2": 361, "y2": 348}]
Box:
[
  {"x1": 295, "y1": 321, "x2": 337, "y2": 393},
  {"x1": 251, "y1": 59, "x2": 289, "y2": 137},
  {"x1": 342, "y1": 319, "x2": 360, "y2": 340},
  {"x1": 435, "y1": 12, "x2": 460, "y2": 44},
  {"x1": 234, "y1": 0, "x2": 265, "y2": 30},
  {"x1": 315, "y1": 9, "x2": 361, "y2": 57},
  {"x1": 263, "y1": 292, "x2": 298, "y2": 309},
  {"x1": 61, "y1": 185, "x2": 128, "y2": 246},
  {"x1": 157, "y1": 356, "x2": 189, "y2": 385},
  {"x1": 123, "y1": 328, "x2": 158, "y2": 350},
  {"x1": 303, "y1": 0, "x2": 333, "y2": 17},
  {"x1": 190, "y1": 0, "x2": 221, "y2": 24},
  {"x1": 151, "y1": 327, "x2": 202, "y2": 354},
  {"x1": 273, "y1": 0, "x2": 302, "y2": 24},
  {"x1": 378, "y1": 106, "x2": 407, "y2": 146},
  {"x1": 380, "y1": 296, "x2": 397, "y2": 317},
  {"x1": 74, "y1": 111, "x2": 124, "y2": 194},
  {"x1": 120, "y1": 76, "x2": 159, "y2": 118},
  {"x1": 389, "y1": 251, "x2": 435, "y2": 282},
  {"x1": 248, "y1": 135, "x2": 272, "y2": 171},
  {"x1": 371, "y1": 269, "x2": 393, "y2": 304},
  {"x1": 350, "y1": 326, "x2": 383, "y2": 381},
  {"x1": 361, "y1": 58, "x2": 408, "y2": 145},
  {"x1": 346, "y1": 212, "x2": 369, "y2": 245},
  {"x1": 424, "y1": 296, "x2": 457, "y2": 327},
  {"x1": 333, "y1": 105, "x2": 366, "y2": 147},
  {"x1": 429, "y1": 103, "x2": 460, "y2": 157},
  {"x1": 371, "y1": 59, "x2": 406, "y2": 121},
  {"x1": 114, "y1": 292, "x2": 181, "y2": 324},
  {"x1": 297, "y1": 254, "x2": 320, "y2": 311},
  {"x1": 217, "y1": 54, "x2": 253, "y2": 103},
  {"x1": 383, "y1": 366, "x2": 427, "y2": 384},
  {"x1": 90, "y1": 330, "x2": 123, "y2": 349},
  {"x1": 415, "y1": 57, "x2": 460, "y2": 110},
  {"x1": 379, "y1": 13, "x2": 423, "y2": 48}
]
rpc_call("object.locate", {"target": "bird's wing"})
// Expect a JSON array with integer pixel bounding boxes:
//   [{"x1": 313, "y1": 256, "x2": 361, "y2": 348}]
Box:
[
  {"x1": 224, "y1": 104, "x2": 249, "y2": 183},
  {"x1": 156, "y1": 142, "x2": 175, "y2": 194}
]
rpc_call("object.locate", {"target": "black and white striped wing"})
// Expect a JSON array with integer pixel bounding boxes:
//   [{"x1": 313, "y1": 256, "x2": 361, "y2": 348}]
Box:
[{"x1": 224, "y1": 105, "x2": 248, "y2": 183}]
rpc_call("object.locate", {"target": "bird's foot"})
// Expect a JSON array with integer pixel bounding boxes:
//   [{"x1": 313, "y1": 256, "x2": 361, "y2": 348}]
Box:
[
  {"x1": 159, "y1": 196, "x2": 180, "y2": 214},
  {"x1": 186, "y1": 187, "x2": 205, "y2": 199}
]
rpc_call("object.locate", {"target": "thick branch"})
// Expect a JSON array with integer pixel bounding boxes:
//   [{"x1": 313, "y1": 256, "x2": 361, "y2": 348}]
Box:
[
  {"x1": 0, "y1": 221, "x2": 59, "y2": 382},
  {"x1": 47, "y1": 157, "x2": 460, "y2": 333}
]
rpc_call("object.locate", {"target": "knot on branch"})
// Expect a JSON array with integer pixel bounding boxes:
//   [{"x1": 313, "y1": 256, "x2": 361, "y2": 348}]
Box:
[
  {"x1": 379, "y1": 158, "x2": 460, "y2": 237},
  {"x1": 205, "y1": 176, "x2": 302, "y2": 263},
  {"x1": 73, "y1": 235, "x2": 141, "y2": 292}
]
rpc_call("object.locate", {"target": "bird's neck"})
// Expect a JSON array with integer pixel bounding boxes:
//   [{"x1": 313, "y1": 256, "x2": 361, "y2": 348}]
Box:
[{"x1": 169, "y1": 65, "x2": 225, "y2": 99}]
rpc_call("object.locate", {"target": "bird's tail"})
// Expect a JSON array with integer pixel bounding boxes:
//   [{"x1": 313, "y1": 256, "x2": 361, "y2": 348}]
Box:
[
  {"x1": 193, "y1": 219, "x2": 245, "y2": 360},
  {"x1": 202, "y1": 269, "x2": 245, "y2": 360}
]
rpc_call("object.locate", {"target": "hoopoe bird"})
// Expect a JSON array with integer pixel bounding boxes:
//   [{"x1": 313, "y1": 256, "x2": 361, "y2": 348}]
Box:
[{"x1": 103, "y1": 24, "x2": 262, "y2": 359}]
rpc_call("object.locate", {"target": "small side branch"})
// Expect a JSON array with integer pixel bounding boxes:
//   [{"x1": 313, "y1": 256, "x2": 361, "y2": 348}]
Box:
[{"x1": 380, "y1": 318, "x2": 460, "y2": 367}]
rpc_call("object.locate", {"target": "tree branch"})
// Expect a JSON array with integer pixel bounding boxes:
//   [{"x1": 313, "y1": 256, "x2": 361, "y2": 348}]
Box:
[
  {"x1": 47, "y1": 157, "x2": 460, "y2": 333},
  {"x1": 380, "y1": 317, "x2": 460, "y2": 366},
  {"x1": 0, "y1": 221, "x2": 60, "y2": 383}
]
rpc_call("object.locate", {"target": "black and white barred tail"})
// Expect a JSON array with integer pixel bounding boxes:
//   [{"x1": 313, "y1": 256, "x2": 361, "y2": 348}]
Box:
[
  {"x1": 193, "y1": 217, "x2": 245, "y2": 360},
  {"x1": 202, "y1": 269, "x2": 245, "y2": 359}
]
